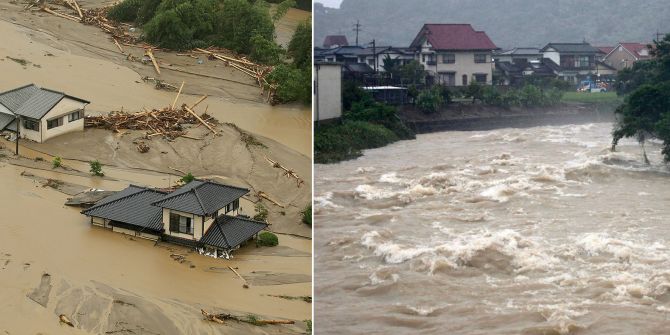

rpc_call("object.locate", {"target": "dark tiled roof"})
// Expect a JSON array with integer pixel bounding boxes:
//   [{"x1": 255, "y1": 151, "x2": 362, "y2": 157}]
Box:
[
  {"x1": 200, "y1": 215, "x2": 268, "y2": 249},
  {"x1": 323, "y1": 35, "x2": 349, "y2": 48},
  {"x1": 0, "y1": 84, "x2": 90, "y2": 120},
  {"x1": 410, "y1": 24, "x2": 497, "y2": 51},
  {"x1": 343, "y1": 63, "x2": 374, "y2": 73},
  {"x1": 0, "y1": 112, "x2": 14, "y2": 130},
  {"x1": 82, "y1": 186, "x2": 168, "y2": 232},
  {"x1": 540, "y1": 43, "x2": 600, "y2": 54},
  {"x1": 151, "y1": 180, "x2": 249, "y2": 216},
  {"x1": 496, "y1": 47, "x2": 541, "y2": 56}
]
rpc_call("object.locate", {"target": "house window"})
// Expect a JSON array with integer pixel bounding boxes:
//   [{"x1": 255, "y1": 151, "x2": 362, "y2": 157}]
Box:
[
  {"x1": 326, "y1": 57, "x2": 335, "y2": 62},
  {"x1": 474, "y1": 54, "x2": 488, "y2": 63},
  {"x1": 474, "y1": 74, "x2": 488, "y2": 83},
  {"x1": 225, "y1": 199, "x2": 240, "y2": 213},
  {"x1": 576, "y1": 56, "x2": 590, "y2": 68},
  {"x1": 68, "y1": 110, "x2": 83, "y2": 122},
  {"x1": 442, "y1": 54, "x2": 455, "y2": 64},
  {"x1": 169, "y1": 213, "x2": 193, "y2": 235},
  {"x1": 367, "y1": 59, "x2": 375, "y2": 66},
  {"x1": 23, "y1": 119, "x2": 39, "y2": 131},
  {"x1": 47, "y1": 117, "x2": 63, "y2": 129},
  {"x1": 439, "y1": 72, "x2": 456, "y2": 86}
]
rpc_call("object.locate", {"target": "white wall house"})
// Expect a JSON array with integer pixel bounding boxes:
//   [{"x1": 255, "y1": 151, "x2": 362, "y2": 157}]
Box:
[
  {"x1": 0, "y1": 84, "x2": 89, "y2": 143},
  {"x1": 314, "y1": 62, "x2": 343, "y2": 122},
  {"x1": 409, "y1": 24, "x2": 498, "y2": 86}
]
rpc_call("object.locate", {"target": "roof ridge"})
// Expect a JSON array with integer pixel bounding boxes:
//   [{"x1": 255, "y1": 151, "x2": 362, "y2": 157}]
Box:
[
  {"x1": 191, "y1": 183, "x2": 208, "y2": 215},
  {"x1": 219, "y1": 214, "x2": 267, "y2": 224},
  {"x1": 214, "y1": 217, "x2": 231, "y2": 248}
]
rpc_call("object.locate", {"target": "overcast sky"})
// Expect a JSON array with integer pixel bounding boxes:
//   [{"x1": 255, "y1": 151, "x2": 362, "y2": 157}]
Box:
[{"x1": 316, "y1": 0, "x2": 343, "y2": 8}]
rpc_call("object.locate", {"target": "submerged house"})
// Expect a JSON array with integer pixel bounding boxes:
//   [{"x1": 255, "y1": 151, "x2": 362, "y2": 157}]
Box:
[
  {"x1": 0, "y1": 84, "x2": 89, "y2": 143},
  {"x1": 82, "y1": 180, "x2": 268, "y2": 258}
]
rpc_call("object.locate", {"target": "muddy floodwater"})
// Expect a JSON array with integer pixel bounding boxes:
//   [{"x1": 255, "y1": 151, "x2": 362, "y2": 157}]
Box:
[{"x1": 315, "y1": 121, "x2": 670, "y2": 334}]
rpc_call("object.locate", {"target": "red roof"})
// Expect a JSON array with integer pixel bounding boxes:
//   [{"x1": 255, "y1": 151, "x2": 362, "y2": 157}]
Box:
[
  {"x1": 323, "y1": 35, "x2": 349, "y2": 48},
  {"x1": 596, "y1": 46, "x2": 614, "y2": 54},
  {"x1": 410, "y1": 24, "x2": 497, "y2": 51},
  {"x1": 618, "y1": 42, "x2": 652, "y2": 59}
]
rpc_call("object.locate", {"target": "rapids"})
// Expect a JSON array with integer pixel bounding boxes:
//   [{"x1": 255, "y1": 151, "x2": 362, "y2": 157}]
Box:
[{"x1": 315, "y1": 122, "x2": 670, "y2": 334}]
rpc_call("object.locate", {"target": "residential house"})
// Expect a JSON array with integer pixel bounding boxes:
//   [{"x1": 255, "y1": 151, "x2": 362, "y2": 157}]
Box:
[
  {"x1": 82, "y1": 180, "x2": 268, "y2": 258},
  {"x1": 314, "y1": 45, "x2": 365, "y2": 64},
  {"x1": 356, "y1": 46, "x2": 416, "y2": 72},
  {"x1": 602, "y1": 42, "x2": 652, "y2": 70},
  {"x1": 409, "y1": 24, "x2": 498, "y2": 86},
  {"x1": 0, "y1": 84, "x2": 89, "y2": 143},
  {"x1": 540, "y1": 43, "x2": 616, "y2": 83},
  {"x1": 323, "y1": 35, "x2": 349, "y2": 48},
  {"x1": 495, "y1": 59, "x2": 557, "y2": 86},
  {"x1": 494, "y1": 48, "x2": 543, "y2": 65},
  {"x1": 314, "y1": 62, "x2": 343, "y2": 123},
  {"x1": 595, "y1": 46, "x2": 615, "y2": 61}
]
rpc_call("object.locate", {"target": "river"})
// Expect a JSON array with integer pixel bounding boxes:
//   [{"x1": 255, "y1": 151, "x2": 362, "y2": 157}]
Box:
[{"x1": 315, "y1": 120, "x2": 670, "y2": 334}]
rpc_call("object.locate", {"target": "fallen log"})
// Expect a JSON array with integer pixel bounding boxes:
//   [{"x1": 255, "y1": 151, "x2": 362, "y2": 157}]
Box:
[
  {"x1": 257, "y1": 191, "x2": 284, "y2": 208},
  {"x1": 171, "y1": 81, "x2": 185, "y2": 110},
  {"x1": 112, "y1": 38, "x2": 123, "y2": 53},
  {"x1": 71, "y1": 0, "x2": 82, "y2": 18},
  {"x1": 228, "y1": 266, "x2": 249, "y2": 288},
  {"x1": 264, "y1": 156, "x2": 304, "y2": 188},
  {"x1": 42, "y1": 6, "x2": 81, "y2": 22},
  {"x1": 184, "y1": 105, "x2": 217, "y2": 135},
  {"x1": 145, "y1": 48, "x2": 160, "y2": 75},
  {"x1": 201, "y1": 309, "x2": 225, "y2": 324},
  {"x1": 190, "y1": 95, "x2": 208, "y2": 110},
  {"x1": 59, "y1": 314, "x2": 75, "y2": 327},
  {"x1": 169, "y1": 166, "x2": 187, "y2": 175},
  {"x1": 201, "y1": 310, "x2": 295, "y2": 326}
]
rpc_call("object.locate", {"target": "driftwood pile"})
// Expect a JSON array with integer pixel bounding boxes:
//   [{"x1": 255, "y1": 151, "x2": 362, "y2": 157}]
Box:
[{"x1": 32, "y1": 0, "x2": 280, "y2": 103}]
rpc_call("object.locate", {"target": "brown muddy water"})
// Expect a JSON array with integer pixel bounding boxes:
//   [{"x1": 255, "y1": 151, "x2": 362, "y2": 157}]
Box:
[{"x1": 315, "y1": 121, "x2": 670, "y2": 334}]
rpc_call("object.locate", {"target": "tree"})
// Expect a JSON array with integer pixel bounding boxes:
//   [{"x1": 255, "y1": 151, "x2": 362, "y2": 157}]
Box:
[
  {"x1": 250, "y1": 34, "x2": 284, "y2": 65},
  {"x1": 266, "y1": 64, "x2": 311, "y2": 104},
  {"x1": 416, "y1": 87, "x2": 444, "y2": 113},
  {"x1": 89, "y1": 160, "x2": 104, "y2": 176},
  {"x1": 612, "y1": 33, "x2": 670, "y2": 162},
  {"x1": 397, "y1": 60, "x2": 425, "y2": 85},
  {"x1": 382, "y1": 54, "x2": 400, "y2": 73},
  {"x1": 287, "y1": 19, "x2": 311, "y2": 69},
  {"x1": 181, "y1": 172, "x2": 196, "y2": 183},
  {"x1": 272, "y1": 0, "x2": 296, "y2": 21}
]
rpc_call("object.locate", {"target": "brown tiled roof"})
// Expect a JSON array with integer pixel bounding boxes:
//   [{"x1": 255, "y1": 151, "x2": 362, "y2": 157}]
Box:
[
  {"x1": 410, "y1": 24, "x2": 497, "y2": 51},
  {"x1": 596, "y1": 46, "x2": 615, "y2": 54},
  {"x1": 323, "y1": 35, "x2": 349, "y2": 48},
  {"x1": 618, "y1": 42, "x2": 652, "y2": 59}
]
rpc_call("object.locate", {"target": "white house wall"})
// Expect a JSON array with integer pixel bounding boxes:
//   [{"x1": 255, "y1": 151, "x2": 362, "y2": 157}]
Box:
[
  {"x1": 314, "y1": 63, "x2": 342, "y2": 121},
  {"x1": 162, "y1": 208, "x2": 204, "y2": 240},
  {"x1": 40, "y1": 97, "x2": 87, "y2": 142},
  {"x1": 422, "y1": 51, "x2": 494, "y2": 86},
  {"x1": 543, "y1": 49, "x2": 560, "y2": 65}
]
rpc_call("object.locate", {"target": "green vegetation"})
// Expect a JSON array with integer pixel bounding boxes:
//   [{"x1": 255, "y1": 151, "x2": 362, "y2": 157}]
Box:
[
  {"x1": 612, "y1": 34, "x2": 670, "y2": 162},
  {"x1": 316, "y1": 85, "x2": 415, "y2": 163},
  {"x1": 52, "y1": 156, "x2": 62, "y2": 169},
  {"x1": 107, "y1": 0, "x2": 311, "y2": 104},
  {"x1": 416, "y1": 86, "x2": 444, "y2": 113},
  {"x1": 478, "y1": 85, "x2": 564, "y2": 108},
  {"x1": 301, "y1": 204, "x2": 311, "y2": 226},
  {"x1": 561, "y1": 91, "x2": 622, "y2": 104},
  {"x1": 253, "y1": 202, "x2": 269, "y2": 221},
  {"x1": 180, "y1": 172, "x2": 195, "y2": 183},
  {"x1": 305, "y1": 319, "x2": 312, "y2": 334},
  {"x1": 89, "y1": 160, "x2": 104, "y2": 177},
  {"x1": 257, "y1": 231, "x2": 279, "y2": 247}
]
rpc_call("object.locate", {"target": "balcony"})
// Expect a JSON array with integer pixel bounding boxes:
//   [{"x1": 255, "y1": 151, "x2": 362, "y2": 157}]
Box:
[{"x1": 426, "y1": 60, "x2": 436, "y2": 66}]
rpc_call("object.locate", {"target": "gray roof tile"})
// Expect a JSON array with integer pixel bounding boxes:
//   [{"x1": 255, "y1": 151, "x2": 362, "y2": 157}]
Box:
[
  {"x1": 152, "y1": 180, "x2": 249, "y2": 216},
  {"x1": 82, "y1": 186, "x2": 168, "y2": 232},
  {"x1": 200, "y1": 215, "x2": 268, "y2": 249},
  {"x1": 0, "y1": 112, "x2": 14, "y2": 130},
  {"x1": 0, "y1": 84, "x2": 89, "y2": 120}
]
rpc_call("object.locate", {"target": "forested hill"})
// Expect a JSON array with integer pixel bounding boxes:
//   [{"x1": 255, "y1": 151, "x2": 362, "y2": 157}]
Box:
[{"x1": 314, "y1": 0, "x2": 670, "y2": 49}]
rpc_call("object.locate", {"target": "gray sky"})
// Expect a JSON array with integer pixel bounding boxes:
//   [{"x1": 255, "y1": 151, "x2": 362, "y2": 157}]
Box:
[{"x1": 316, "y1": 0, "x2": 343, "y2": 8}]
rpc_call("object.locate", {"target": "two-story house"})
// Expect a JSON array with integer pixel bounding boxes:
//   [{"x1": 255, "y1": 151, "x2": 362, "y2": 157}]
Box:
[
  {"x1": 602, "y1": 42, "x2": 652, "y2": 71},
  {"x1": 409, "y1": 24, "x2": 498, "y2": 86},
  {"x1": 82, "y1": 180, "x2": 268, "y2": 258},
  {"x1": 540, "y1": 42, "x2": 616, "y2": 83}
]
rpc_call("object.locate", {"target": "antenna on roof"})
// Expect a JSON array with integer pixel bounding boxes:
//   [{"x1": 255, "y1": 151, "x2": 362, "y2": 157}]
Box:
[{"x1": 353, "y1": 19, "x2": 362, "y2": 46}]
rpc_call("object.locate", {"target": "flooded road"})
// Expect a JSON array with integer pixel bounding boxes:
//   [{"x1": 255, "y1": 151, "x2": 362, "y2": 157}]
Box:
[{"x1": 315, "y1": 121, "x2": 670, "y2": 334}]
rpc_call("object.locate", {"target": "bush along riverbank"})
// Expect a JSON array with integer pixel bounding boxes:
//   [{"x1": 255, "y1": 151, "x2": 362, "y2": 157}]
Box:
[
  {"x1": 107, "y1": 0, "x2": 311, "y2": 105},
  {"x1": 315, "y1": 88, "x2": 415, "y2": 164}
]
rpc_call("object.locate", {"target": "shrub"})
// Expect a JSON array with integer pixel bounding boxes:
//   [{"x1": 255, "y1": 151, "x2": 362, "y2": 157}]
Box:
[
  {"x1": 250, "y1": 34, "x2": 284, "y2": 65},
  {"x1": 107, "y1": 0, "x2": 143, "y2": 22},
  {"x1": 301, "y1": 205, "x2": 311, "y2": 226},
  {"x1": 52, "y1": 156, "x2": 62, "y2": 169},
  {"x1": 143, "y1": 9, "x2": 195, "y2": 50},
  {"x1": 181, "y1": 172, "x2": 195, "y2": 183},
  {"x1": 253, "y1": 203, "x2": 269, "y2": 221},
  {"x1": 287, "y1": 19, "x2": 311, "y2": 69},
  {"x1": 89, "y1": 160, "x2": 104, "y2": 176},
  {"x1": 257, "y1": 231, "x2": 278, "y2": 247},
  {"x1": 266, "y1": 64, "x2": 311, "y2": 104},
  {"x1": 416, "y1": 87, "x2": 444, "y2": 113},
  {"x1": 315, "y1": 121, "x2": 399, "y2": 163}
]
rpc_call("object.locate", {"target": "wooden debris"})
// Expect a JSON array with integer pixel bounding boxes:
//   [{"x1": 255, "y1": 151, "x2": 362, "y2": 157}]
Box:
[
  {"x1": 184, "y1": 105, "x2": 217, "y2": 135},
  {"x1": 171, "y1": 81, "x2": 185, "y2": 110},
  {"x1": 71, "y1": 0, "x2": 82, "y2": 18},
  {"x1": 41, "y1": 6, "x2": 81, "y2": 22},
  {"x1": 256, "y1": 191, "x2": 284, "y2": 208},
  {"x1": 264, "y1": 156, "x2": 304, "y2": 188},
  {"x1": 201, "y1": 310, "x2": 295, "y2": 326},
  {"x1": 169, "y1": 166, "x2": 187, "y2": 175},
  {"x1": 59, "y1": 314, "x2": 74, "y2": 327},
  {"x1": 136, "y1": 142, "x2": 150, "y2": 153},
  {"x1": 145, "y1": 48, "x2": 161, "y2": 75},
  {"x1": 201, "y1": 309, "x2": 225, "y2": 324},
  {"x1": 112, "y1": 38, "x2": 123, "y2": 53},
  {"x1": 228, "y1": 266, "x2": 249, "y2": 288},
  {"x1": 190, "y1": 95, "x2": 208, "y2": 110}
]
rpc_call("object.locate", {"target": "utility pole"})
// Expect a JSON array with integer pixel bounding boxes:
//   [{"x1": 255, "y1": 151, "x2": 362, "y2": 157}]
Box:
[
  {"x1": 14, "y1": 115, "x2": 19, "y2": 155},
  {"x1": 353, "y1": 20, "x2": 361, "y2": 46}
]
